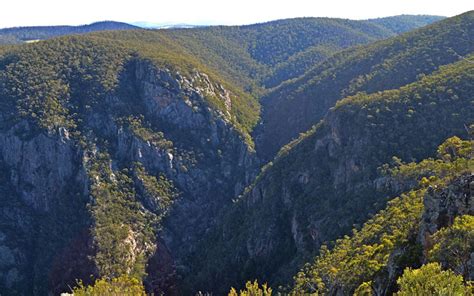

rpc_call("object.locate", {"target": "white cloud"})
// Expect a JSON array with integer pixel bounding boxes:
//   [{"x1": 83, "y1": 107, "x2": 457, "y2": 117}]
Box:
[{"x1": 0, "y1": 0, "x2": 472, "y2": 28}]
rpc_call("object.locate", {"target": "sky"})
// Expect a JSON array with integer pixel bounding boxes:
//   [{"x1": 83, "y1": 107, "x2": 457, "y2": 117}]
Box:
[{"x1": 0, "y1": 0, "x2": 473, "y2": 28}]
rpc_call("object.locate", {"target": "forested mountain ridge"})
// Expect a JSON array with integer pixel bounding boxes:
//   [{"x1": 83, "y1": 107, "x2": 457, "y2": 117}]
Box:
[
  {"x1": 256, "y1": 10, "x2": 473, "y2": 160},
  {"x1": 367, "y1": 14, "x2": 445, "y2": 33},
  {"x1": 0, "y1": 15, "x2": 443, "y2": 89},
  {"x1": 0, "y1": 21, "x2": 139, "y2": 44},
  {"x1": 0, "y1": 10, "x2": 470, "y2": 296},
  {"x1": 0, "y1": 34, "x2": 261, "y2": 294},
  {"x1": 188, "y1": 56, "x2": 474, "y2": 294},
  {"x1": 163, "y1": 15, "x2": 444, "y2": 89},
  {"x1": 290, "y1": 138, "x2": 473, "y2": 295}
]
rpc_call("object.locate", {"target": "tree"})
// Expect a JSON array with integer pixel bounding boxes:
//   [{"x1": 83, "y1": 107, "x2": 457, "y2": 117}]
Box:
[
  {"x1": 354, "y1": 281, "x2": 373, "y2": 296},
  {"x1": 72, "y1": 275, "x2": 146, "y2": 296},
  {"x1": 436, "y1": 136, "x2": 472, "y2": 161},
  {"x1": 429, "y1": 215, "x2": 474, "y2": 278},
  {"x1": 396, "y1": 263, "x2": 470, "y2": 295},
  {"x1": 228, "y1": 280, "x2": 272, "y2": 296}
]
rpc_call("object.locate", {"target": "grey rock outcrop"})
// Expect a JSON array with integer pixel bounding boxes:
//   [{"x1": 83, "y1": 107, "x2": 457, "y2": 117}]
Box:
[
  {"x1": 419, "y1": 174, "x2": 474, "y2": 246},
  {"x1": 419, "y1": 174, "x2": 474, "y2": 278},
  {"x1": 0, "y1": 58, "x2": 259, "y2": 295}
]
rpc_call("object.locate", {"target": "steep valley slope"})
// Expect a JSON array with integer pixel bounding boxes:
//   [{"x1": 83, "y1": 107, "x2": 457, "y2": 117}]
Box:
[
  {"x1": 255, "y1": 11, "x2": 473, "y2": 160},
  {"x1": 0, "y1": 12, "x2": 471, "y2": 296},
  {"x1": 187, "y1": 56, "x2": 474, "y2": 293},
  {"x1": 0, "y1": 36, "x2": 260, "y2": 294}
]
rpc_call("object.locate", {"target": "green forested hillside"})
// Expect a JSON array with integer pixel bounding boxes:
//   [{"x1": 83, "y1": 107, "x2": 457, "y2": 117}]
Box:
[
  {"x1": 0, "y1": 33, "x2": 260, "y2": 142},
  {"x1": 0, "y1": 32, "x2": 262, "y2": 294},
  {"x1": 221, "y1": 18, "x2": 392, "y2": 66},
  {"x1": 291, "y1": 137, "x2": 473, "y2": 295},
  {"x1": 367, "y1": 15, "x2": 445, "y2": 33},
  {"x1": 0, "y1": 11, "x2": 467, "y2": 296},
  {"x1": 162, "y1": 19, "x2": 384, "y2": 92},
  {"x1": 187, "y1": 56, "x2": 474, "y2": 294},
  {"x1": 0, "y1": 15, "x2": 442, "y2": 91},
  {"x1": 257, "y1": 10, "x2": 473, "y2": 159},
  {"x1": 164, "y1": 15, "x2": 443, "y2": 89}
]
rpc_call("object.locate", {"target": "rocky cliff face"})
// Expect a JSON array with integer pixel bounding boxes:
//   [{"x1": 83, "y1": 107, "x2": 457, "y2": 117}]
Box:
[
  {"x1": 115, "y1": 59, "x2": 259, "y2": 261},
  {"x1": 187, "y1": 112, "x2": 411, "y2": 293},
  {"x1": 0, "y1": 121, "x2": 90, "y2": 294},
  {"x1": 420, "y1": 174, "x2": 473, "y2": 245},
  {"x1": 419, "y1": 173, "x2": 474, "y2": 278},
  {"x1": 191, "y1": 55, "x2": 473, "y2": 293},
  {"x1": 0, "y1": 58, "x2": 259, "y2": 295},
  {"x1": 370, "y1": 173, "x2": 474, "y2": 296}
]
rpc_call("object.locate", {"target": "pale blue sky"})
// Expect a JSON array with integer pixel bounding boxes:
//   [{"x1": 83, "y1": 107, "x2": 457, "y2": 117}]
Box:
[{"x1": 1, "y1": 0, "x2": 473, "y2": 28}]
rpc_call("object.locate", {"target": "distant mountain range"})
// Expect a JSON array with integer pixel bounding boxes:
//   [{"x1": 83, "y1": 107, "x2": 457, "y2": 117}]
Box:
[
  {"x1": 0, "y1": 15, "x2": 444, "y2": 45},
  {"x1": 131, "y1": 21, "x2": 202, "y2": 29},
  {"x1": 0, "y1": 21, "x2": 139, "y2": 44}
]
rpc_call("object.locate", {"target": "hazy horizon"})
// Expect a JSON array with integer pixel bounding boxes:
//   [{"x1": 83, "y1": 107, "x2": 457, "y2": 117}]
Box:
[
  {"x1": 1, "y1": 0, "x2": 472, "y2": 28},
  {"x1": 0, "y1": 14, "x2": 449, "y2": 30}
]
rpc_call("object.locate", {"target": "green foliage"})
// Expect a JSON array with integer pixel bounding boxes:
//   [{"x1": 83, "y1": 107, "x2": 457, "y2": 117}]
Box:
[
  {"x1": 0, "y1": 32, "x2": 259, "y2": 144},
  {"x1": 0, "y1": 12, "x2": 466, "y2": 296},
  {"x1": 289, "y1": 137, "x2": 472, "y2": 294},
  {"x1": 0, "y1": 36, "x2": 129, "y2": 130},
  {"x1": 123, "y1": 116, "x2": 173, "y2": 150},
  {"x1": 264, "y1": 44, "x2": 337, "y2": 88},
  {"x1": 133, "y1": 163, "x2": 177, "y2": 220},
  {"x1": 387, "y1": 136, "x2": 473, "y2": 187},
  {"x1": 429, "y1": 215, "x2": 474, "y2": 278},
  {"x1": 88, "y1": 153, "x2": 171, "y2": 280},
  {"x1": 396, "y1": 263, "x2": 471, "y2": 296},
  {"x1": 353, "y1": 281, "x2": 374, "y2": 296},
  {"x1": 0, "y1": 14, "x2": 448, "y2": 147},
  {"x1": 437, "y1": 136, "x2": 473, "y2": 162},
  {"x1": 72, "y1": 275, "x2": 146, "y2": 296},
  {"x1": 259, "y1": 11, "x2": 474, "y2": 158},
  {"x1": 228, "y1": 280, "x2": 272, "y2": 296},
  {"x1": 155, "y1": 16, "x2": 438, "y2": 89},
  {"x1": 367, "y1": 15, "x2": 445, "y2": 34},
  {"x1": 191, "y1": 49, "x2": 474, "y2": 293},
  {"x1": 291, "y1": 190, "x2": 424, "y2": 294}
]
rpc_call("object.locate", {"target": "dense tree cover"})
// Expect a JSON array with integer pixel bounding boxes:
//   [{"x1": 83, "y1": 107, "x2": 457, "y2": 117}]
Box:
[
  {"x1": 0, "y1": 27, "x2": 261, "y2": 294},
  {"x1": 68, "y1": 151, "x2": 177, "y2": 293},
  {"x1": 232, "y1": 18, "x2": 391, "y2": 67},
  {"x1": 263, "y1": 44, "x2": 338, "y2": 88},
  {"x1": 0, "y1": 21, "x2": 138, "y2": 44},
  {"x1": 0, "y1": 15, "x2": 439, "y2": 87},
  {"x1": 0, "y1": 37, "x2": 129, "y2": 131},
  {"x1": 0, "y1": 12, "x2": 466, "y2": 296},
  {"x1": 395, "y1": 263, "x2": 471, "y2": 296},
  {"x1": 0, "y1": 33, "x2": 259, "y2": 144},
  {"x1": 290, "y1": 136, "x2": 473, "y2": 294},
  {"x1": 164, "y1": 15, "x2": 442, "y2": 89},
  {"x1": 88, "y1": 154, "x2": 162, "y2": 280},
  {"x1": 0, "y1": 44, "x2": 15, "y2": 56},
  {"x1": 228, "y1": 280, "x2": 273, "y2": 296},
  {"x1": 0, "y1": 15, "x2": 446, "y2": 142},
  {"x1": 291, "y1": 189, "x2": 424, "y2": 295},
  {"x1": 257, "y1": 11, "x2": 474, "y2": 159},
  {"x1": 428, "y1": 215, "x2": 474, "y2": 279},
  {"x1": 72, "y1": 275, "x2": 146, "y2": 295},
  {"x1": 367, "y1": 15, "x2": 445, "y2": 34},
  {"x1": 187, "y1": 55, "x2": 473, "y2": 294}
]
